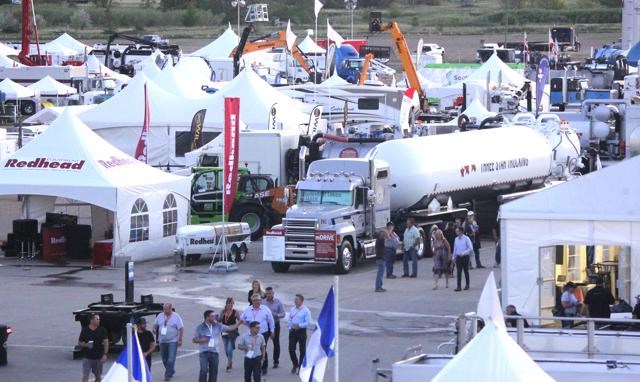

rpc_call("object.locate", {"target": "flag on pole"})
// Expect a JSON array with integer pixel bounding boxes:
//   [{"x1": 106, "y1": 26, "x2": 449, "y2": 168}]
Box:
[
  {"x1": 523, "y1": 32, "x2": 529, "y2": 63},
  {"x1": 102, "y1": 331, "x2": 152, "y2": 382},
  {"x1": 327, "y1": 20, "x2": 344, "y2": 48},
  {"x1": 223, "y1": 97, "x2": 240, "y2": 215},
  {"x1": 286, "y1": 19, "x2": 297, "y2": 51},
  {"x1": 314, "y1": 0, "x2": 323, "y2": 18},
  {"x1": 134, "y1": 83, "x2": 150, "y2": 163},
  {"x1": 299, "y1": 287, "x2": 335, "y2": 382}
]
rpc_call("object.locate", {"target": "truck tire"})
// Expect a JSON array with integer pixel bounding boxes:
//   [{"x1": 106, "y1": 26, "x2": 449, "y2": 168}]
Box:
[
  {"x1": 231, "y1": 206, "x2": 267, "y2": 241},
  {"x1": 239, "y1": 243, "x2": 248, "y2": 262},
  {"x1": 423, "y1": 225, "x2": 437, "y2": 258},
  {"x1": 271, "y1": 262, "x2": 290, "y2": 273},
  {"x1": 229, "y1": 244, "x2": 239, "y2": 263},
  {"x1": 336, "y1": 241, "x2": 354, "y2": 274}
]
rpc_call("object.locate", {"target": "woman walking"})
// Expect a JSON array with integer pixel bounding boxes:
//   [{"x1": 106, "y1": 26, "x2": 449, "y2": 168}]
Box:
[
  {"x1": 247, "y1": 279, "x2": 266, "y2": 304},
  {"x1": 431, "y1": 229, "x2": 451, "y2": 289},
  {"x1": 220, "y1": 297, "x2": 242, "y2": 371}
]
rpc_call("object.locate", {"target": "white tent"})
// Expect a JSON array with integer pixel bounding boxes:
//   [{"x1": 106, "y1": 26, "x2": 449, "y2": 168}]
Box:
[
  {"x1": 24, "y1": 104, "x2": 95, "y2": 125},
  {"x1": 0, "y1": 42, "x2": 18, "y2": 57},
  {"x1": 298, "y1": 35, "x2": 326, "y2": 54},
  {"x1": 153, "y1": 63, "x2": 208, "y2": 99},
  {"x1": 432, "y1": 274, "x2": 555, "y2": 382},
  {"x1": 135, "y1": 52, "x2": 163, "y2": 80},
  {"x1": 0, "y1": 109, "x2": 190, "y2": 263},
  {"x1": 174, "y1": 56, "x2": 213, "y2": 86},
  {"x1": 192, "y1": 25, "x2": 239, "y2": 58},
  {"x1": 500, "y1": 157, "x2": 640, "y2": 318},
  {"x1": 50, "y1": 33, "x2": 93, "y2": 54},
  {"x1": 28, "y1": 75, "x2": 78, "y2": 96},
  {"x1": 460, "y1": 98, "x2": 496, "y2": 122},
  {"x1": 40, "y1": 40, "x2": 78, "y2": 57},
  {"x1": 320, "y1": 71, "x2": 349, "y2": 86},
  {"x1": 0, "y1": 54, "x2": 23, "y2": 68},
  {"x1": 0, "y1": 78, "x2": 36, "y2": 98},
  {"x1": 461, "y1": 53, "x2": 527, "y2": 88},
  {"x1": 85, "y1": 55, "x2": 131, "y2": 85}
]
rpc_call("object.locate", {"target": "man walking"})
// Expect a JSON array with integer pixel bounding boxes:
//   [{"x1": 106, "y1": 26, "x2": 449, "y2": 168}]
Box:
[
  {"x1": 384, "y1": 222, "x2": 400, "y2": 279},
  {"x1": 78, "y1": 313, "x2": 109, "y2": 382},
  {"x1": 453, "y1": 226, "x2": 473, "y2": 291},
  {"x1": 193, "y1": 309, "x2": 243, "y2": 382},
  {"x1": 135, "y1": 317, "x2": 156, "y2": 370},
  {"x1": 263, "y1": 287, "x2": 285, "y2": 369},
  {"x1": 241, "y1": 293, "x2": 275, "y2": 375},
  {"x1": 584, "y1": 277, "x2": 615, "y2": 325},
  {"x1": 238, "y1": 321, "x2": 266, "y2": 382},
  {"x1": 463, "y1": 211, "x2": 484, "y2": 268},
  {"x1": 288, "y1": 294, "x2": 311, "y2": 375},
  {"x1": 154, "y1": 303, "x2": 184, "y2": 381},
  {"x1": 375, "y1": 229, "x2": 386, "y2": 292},
  {"x1": 402, "y1": 218, "x2": 420, "y2": 278}
]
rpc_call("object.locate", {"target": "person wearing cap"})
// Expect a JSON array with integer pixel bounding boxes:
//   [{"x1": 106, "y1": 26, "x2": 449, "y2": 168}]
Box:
[
  {"x1": 463, "y1": 211, "x2": 484, "y2": 269},
  {"x1": 136, "y1": 317, "x2": 156, "y2": 369},
  {"x1": 584, "y1": 277, "x2": 615, "y2": 324},
  {"x1": 633, "y1": 294, "x2": 640, "y2": 319},
  {"x1": 561, "y1": 282, "x2": 582, "y2": 328}
]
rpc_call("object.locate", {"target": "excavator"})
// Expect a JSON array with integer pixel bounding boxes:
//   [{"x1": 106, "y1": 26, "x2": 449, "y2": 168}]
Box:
[
  {"x1": 358, "y1": 53, "x2": 374, "y2": 84},
  {"x1": 17, "y1": 0, "x2": 47, "y2": 66},
  {"x1": 370, "y1": 20, "x2": 426, "y2": 106},
  {"x1": 230, "y1": 29, "x2": 317, "y2": 82}
]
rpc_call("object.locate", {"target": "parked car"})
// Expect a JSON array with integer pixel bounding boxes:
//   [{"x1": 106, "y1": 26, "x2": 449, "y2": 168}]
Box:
[
  {"x1": 140, "y1": 34, "x2": 169, "y2": 46},
  {"x1": 421, "y1": 43, "x2": 445, "y2": 59}
]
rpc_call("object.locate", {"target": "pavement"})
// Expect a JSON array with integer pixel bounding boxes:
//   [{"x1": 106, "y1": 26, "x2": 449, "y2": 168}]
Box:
[{"x1": 0, "y1": 239, "x2": 500, "y2": 382}]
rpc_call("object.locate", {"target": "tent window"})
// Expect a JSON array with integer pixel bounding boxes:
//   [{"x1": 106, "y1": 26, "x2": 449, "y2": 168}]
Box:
[
  {"x1": 163, "y1": 194, "x2": 178, "y2": 237},
  {"x1": 130, "y1": 198, "x2": 149, "y2": 242}
]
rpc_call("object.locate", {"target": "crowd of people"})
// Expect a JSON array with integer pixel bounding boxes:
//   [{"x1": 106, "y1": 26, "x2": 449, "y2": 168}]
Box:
[
  {"x1": 375, "y1": 211, "x2": 489, "y2": 293},
  {"x1": 77, "y1": 280, "x2": 313, "y2": 382}
]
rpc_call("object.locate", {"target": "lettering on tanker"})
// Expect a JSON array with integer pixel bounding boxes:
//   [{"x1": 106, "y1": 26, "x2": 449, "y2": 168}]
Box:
[{"x1": 480, "y1": 157, "x2": 529, "y2": 173}]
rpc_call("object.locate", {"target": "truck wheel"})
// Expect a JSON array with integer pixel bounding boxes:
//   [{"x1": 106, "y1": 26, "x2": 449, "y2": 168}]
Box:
[
  {"x1": 271, "y1": 262, "x2": 290, "y2": 273},
  {"x1": 239, "y1": 243, "x2": 248, "y2": 262},
  {"x1": 232, "y1": 206, "x2": 267, "y2": 241},
  {"x1": 336, "y1": 241, "x2": 354, "y2": 274},
  {"x1": 424, "y1": 225, "x2": 437, "y2": 258},
  {"x1": 229, "y1": 244, "x2": 239, "y2": 263}
]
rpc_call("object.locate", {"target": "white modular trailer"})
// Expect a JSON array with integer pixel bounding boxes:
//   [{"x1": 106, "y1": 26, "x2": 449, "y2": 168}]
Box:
[{"x1": 175, "y1": 222, "x2": 251, "y2": 263}]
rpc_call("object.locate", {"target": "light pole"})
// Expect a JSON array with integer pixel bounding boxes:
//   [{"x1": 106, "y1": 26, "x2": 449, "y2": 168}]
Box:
[
  {"x1": 231, "y1": 0, "x2": 246, "y2": 36},
  {"x1": 345, "y1": 0, "x2": 357, "y2": 39}
]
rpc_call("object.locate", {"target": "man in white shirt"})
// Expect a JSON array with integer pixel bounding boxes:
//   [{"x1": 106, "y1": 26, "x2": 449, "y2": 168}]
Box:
[
  {"x1": 241, "y1": 293, "x2": 275, "y2": 375},
  {"x1": 402, "y1": 218, "x2": 421, "y2": 278},
  {"x1": 287, "y1": 294, "x2": 312, "y2": 375},
  {"x1": 452, "y1": 226, "x2": 473, "y2": 292},
  {"x1": 153, "y1": 303, "x2": 185, "y2": 381}
]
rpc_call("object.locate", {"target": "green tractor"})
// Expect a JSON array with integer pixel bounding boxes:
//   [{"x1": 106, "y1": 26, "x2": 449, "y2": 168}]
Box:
[{"x1": 190, "y1": 167, "x2": 294, "y2": 240}]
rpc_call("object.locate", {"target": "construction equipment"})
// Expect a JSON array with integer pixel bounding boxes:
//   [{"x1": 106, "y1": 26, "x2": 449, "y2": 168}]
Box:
[
  {"x1": 99, "y1": 33, "x2": 181, "y2": 75},
  {"x1": 369, "y1": 21, "x2": 425, "y2": 102},
  {"x1": 17, "y1": 0, "x2": 46, "y2": 66},
  {"x1": 359, "y1": 53, "x2": 374, "y2": 84}
]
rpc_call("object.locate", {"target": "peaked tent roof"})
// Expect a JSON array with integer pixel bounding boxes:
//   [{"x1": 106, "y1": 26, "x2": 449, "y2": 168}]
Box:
[
  {"x1": 192, "y1": 25, "x2": 239, "y2": 58},
  {"x1": 28, "y1": 75, "x2": 78, "y2": 96},
  {"x1": 463, "y1": 52, "x2": 526, "y2": 87},
  {"x1": 47, "y1": 33, "x2": 92, "y2": 54},
  {"x1": 500, "y1": 156, "x2": 640, "y2": 222},
  {"x1": 0, "y1": 53, "x2": 23, "y2": 68},
  {"x1": 24, "y1": 104, "x2": 95, "y2": 125},
  {"x1": 174, "y1": 56, "x2": 213, "y2": 86},
  {"x1": 153, "y1": 64, "x2": 207, "y2": 99},
  {"x1": 298, "y1": 35, "x2": 326, "y2": 54},
  {"x1": 320, "y1": 71, "x2": 349, "y2": 86},
  {"x1": 460, "y1": 98, "x2": 496, "y2": 121},
  {"x1": 0, "y1": 78, "x2": 35, "y2": 98},
  {"x1": 85, "y1": 55, "x2": 131, "y2": 84},
  {"x1": 136, "y1": 52, "x2": 163, "y2": 79},
  {"x1": 40, "y1": 40, "x2": 78, "y2": 56},
  {"x1": 0, "y1": 109, "x2": 188, "y2": 211},
  {"x1": 0, "y1": 42, "x2": 18, "y2": 57}
]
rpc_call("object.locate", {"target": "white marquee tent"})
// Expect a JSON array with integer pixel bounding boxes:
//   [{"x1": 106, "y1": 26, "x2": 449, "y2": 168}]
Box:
[
  {"x1": 0, "y1": 54, "x2": 23, "y2": 68},
  {"x1": 298, "y1": 35, "x2": 326, "y2": 54},
  {"x1": 0, "y1": 42, "x2": 18, "y2": 57},
  {"x1": 48, "y1": 33, "x2": 93, "y2": 54},
  {"x1": 153, "y1": 63, "x2": 208, "y2": 99},
  {"x1": 0, "y1": 109, "x2": 190, "y2": 263},
  {"x1": 28, "y1": 75, "x2": 78, "y2": 96},
  {"x1": 499, "y1": 157, "x2": 640, "y2": 317},
  {"x1": 192, "y1": 25, "x2": 239, "y2": 58},
  {"x1": 0, "y1": 78, "x2": 36, "y2": 98}
]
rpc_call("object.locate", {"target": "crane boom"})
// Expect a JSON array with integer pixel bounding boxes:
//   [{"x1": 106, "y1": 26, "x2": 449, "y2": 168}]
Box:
[
  {"x1": 18, "y1": 0, "x2": 43, "y2": 66},
  {"x1": 229, "y1": 31, "x2": 314, "y2": 75},
  {"x1": 375, "y1": 22, "x2": 424, "y2": 100},
  {"x1": 359, "y1": 53, "x2": 374, "y2": 85}
]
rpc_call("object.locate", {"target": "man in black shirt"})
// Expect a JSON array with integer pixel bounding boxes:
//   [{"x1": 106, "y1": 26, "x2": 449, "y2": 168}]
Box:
[
  {"x1": 585, "y1": 278, "x2": 615, "y2": 325},
  {"x1": 633, "y1": 295, "x2": 640, "y2": 319},
  {"x1": 78, "y1": 313, "x2": 109, "y2": 382},
  {"x1": 136, "y1": 317, "x2": 156, "y2": 370}
]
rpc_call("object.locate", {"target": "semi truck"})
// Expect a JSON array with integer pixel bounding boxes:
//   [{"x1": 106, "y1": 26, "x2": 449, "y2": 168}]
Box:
[{"x1": 264, "y1": 123, "x2": 582, "y2": 274}]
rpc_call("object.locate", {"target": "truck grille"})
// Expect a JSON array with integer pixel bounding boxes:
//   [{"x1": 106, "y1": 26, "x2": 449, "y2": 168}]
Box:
[{"x1": 283, "y1": 218, "x2": 316, "y2": 259}]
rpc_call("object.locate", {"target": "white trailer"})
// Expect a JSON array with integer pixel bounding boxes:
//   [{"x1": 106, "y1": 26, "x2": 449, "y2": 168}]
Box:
[{"x1": 175, "y1": 222, "x2": 251, "y2": 264}]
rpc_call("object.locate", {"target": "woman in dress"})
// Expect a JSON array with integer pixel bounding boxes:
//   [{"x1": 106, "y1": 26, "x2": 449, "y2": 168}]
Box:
[
  {"x1": 219, "y1": 297, "x2": 242, "y2": 371},
  {"x1": 247, "y1": 279, "x2": 265, "y2": 304},
  {"x1": 431, "y1": 229, "x2": 451, "y2": 289}
]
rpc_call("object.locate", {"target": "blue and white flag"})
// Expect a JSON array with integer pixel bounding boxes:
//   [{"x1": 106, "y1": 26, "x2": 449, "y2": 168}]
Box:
[
  {"x1": 103, "y1": 331, "x2": 152, "y2": 382},
  {"x1": 299, "y1": 286, "x2": 335, "y2": 382}
]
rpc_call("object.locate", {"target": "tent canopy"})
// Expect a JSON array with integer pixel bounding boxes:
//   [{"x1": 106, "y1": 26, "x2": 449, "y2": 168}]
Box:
[
  {"x1": 44, "y1": 33, "x2": 92, "y2": 55},
  {"x1": 0, "y1": 42, "x2": 18, "y2": 57},
  {"x1": 153, "y1": 63, "x2": 208, "y2": 99},
  {"x1": 461, "y1": 98, "x2": 496, "y2": 121},
  {"x1": 298, "y1": 35, "x2": 326, "y2": 54},
  {"x1": 192, "y1": 25, "x2": 239, "y2": 58},
  {"x1": 0, "y1": 109, "x2": 189, "y2": 211},
  {"x1": 500, "y1": 157, "x2": 640, "y2": 222},
  {"x1": 462, "y1": 53, "x2": 526, "y2": 88},
  {"x1": 28, "y1": 75, "x2": 78, "y2": 96},
  {"x1": 0, "y1": 54, "x2": 23, "y2": 68},
  {"x1": 0, "y1": 78, "x2": 35, "y2": 98}
]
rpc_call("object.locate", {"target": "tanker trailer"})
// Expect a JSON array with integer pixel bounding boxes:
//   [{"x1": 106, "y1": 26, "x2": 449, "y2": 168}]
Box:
[{"x1": 263, "y1": 125, "x2": 581, "y2": 274}]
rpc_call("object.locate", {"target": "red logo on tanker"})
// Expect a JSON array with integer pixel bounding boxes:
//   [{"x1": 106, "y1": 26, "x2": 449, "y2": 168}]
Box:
[
  {"x1": 5, "y1": 157, "x2": 85, "y2": 170},
  {"x1": 459, "y1": 163, "x2": 477, "y2": 177}
]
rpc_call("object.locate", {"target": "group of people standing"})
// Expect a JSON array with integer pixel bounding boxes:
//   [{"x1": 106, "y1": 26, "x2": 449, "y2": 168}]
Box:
[
  {"x1": 78, "y1": 281, "x2": 313, "y2": 382},
  {"x1": 375, "y1": 211, "x2": 485, "y2": 293}
]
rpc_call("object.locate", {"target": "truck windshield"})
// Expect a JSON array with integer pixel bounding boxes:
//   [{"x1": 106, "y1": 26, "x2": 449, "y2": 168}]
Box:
[{"x1": 298, "y1": 190, "x2": 352, "y2": 206}]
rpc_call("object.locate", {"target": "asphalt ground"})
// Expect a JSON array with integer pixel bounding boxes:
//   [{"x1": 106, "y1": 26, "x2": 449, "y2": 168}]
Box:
[{"x1": 0, "y1": 239, "x2": 499, "y2": 382}]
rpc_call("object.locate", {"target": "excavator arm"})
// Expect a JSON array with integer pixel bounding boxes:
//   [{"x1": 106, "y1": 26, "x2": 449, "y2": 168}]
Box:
[
  {"x1": 375, "y1": 22, "x2": 425, "y2": 101},
  {"x1": 230, "y1": 31, "x2": 314, "y2": 75},
  {"x1": 358, "y1": 53, "x2": 374, "y2": 85}
]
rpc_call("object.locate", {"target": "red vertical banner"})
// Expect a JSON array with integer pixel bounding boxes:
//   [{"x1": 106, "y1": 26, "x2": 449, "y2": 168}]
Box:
[
  {"x1": 223, "y1": 97, "x2": 240, "y2": 215},
  {"x1": 134, "y1": 82, "x2": 150, "y2": 163}
]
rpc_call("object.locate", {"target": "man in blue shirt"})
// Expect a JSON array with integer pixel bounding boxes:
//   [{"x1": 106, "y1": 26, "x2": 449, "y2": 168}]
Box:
[
  {"x1": 192, "y1": 309, "x2": 243, "y2": 382},
  {"x1": 241, "y1": 294, "x2": 275, "y2": 375},
  {"x1": 452, "y1": 226, "x2": 473, "y2": 292},
  {"x1": 287, "y1": 294, "x2": 312, "y2": 375}
]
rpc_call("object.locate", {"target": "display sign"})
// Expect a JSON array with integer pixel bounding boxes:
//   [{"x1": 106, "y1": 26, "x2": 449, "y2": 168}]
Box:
[
  {"x1": 224, "y1": 97, "x2": 240, "y2": 215},
  {"x1": 263, "y1": 230, "x2": 285, "y2": 261},
  {"x1": 315, "y1": 230, "x2": 336, "y2": 260}
]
